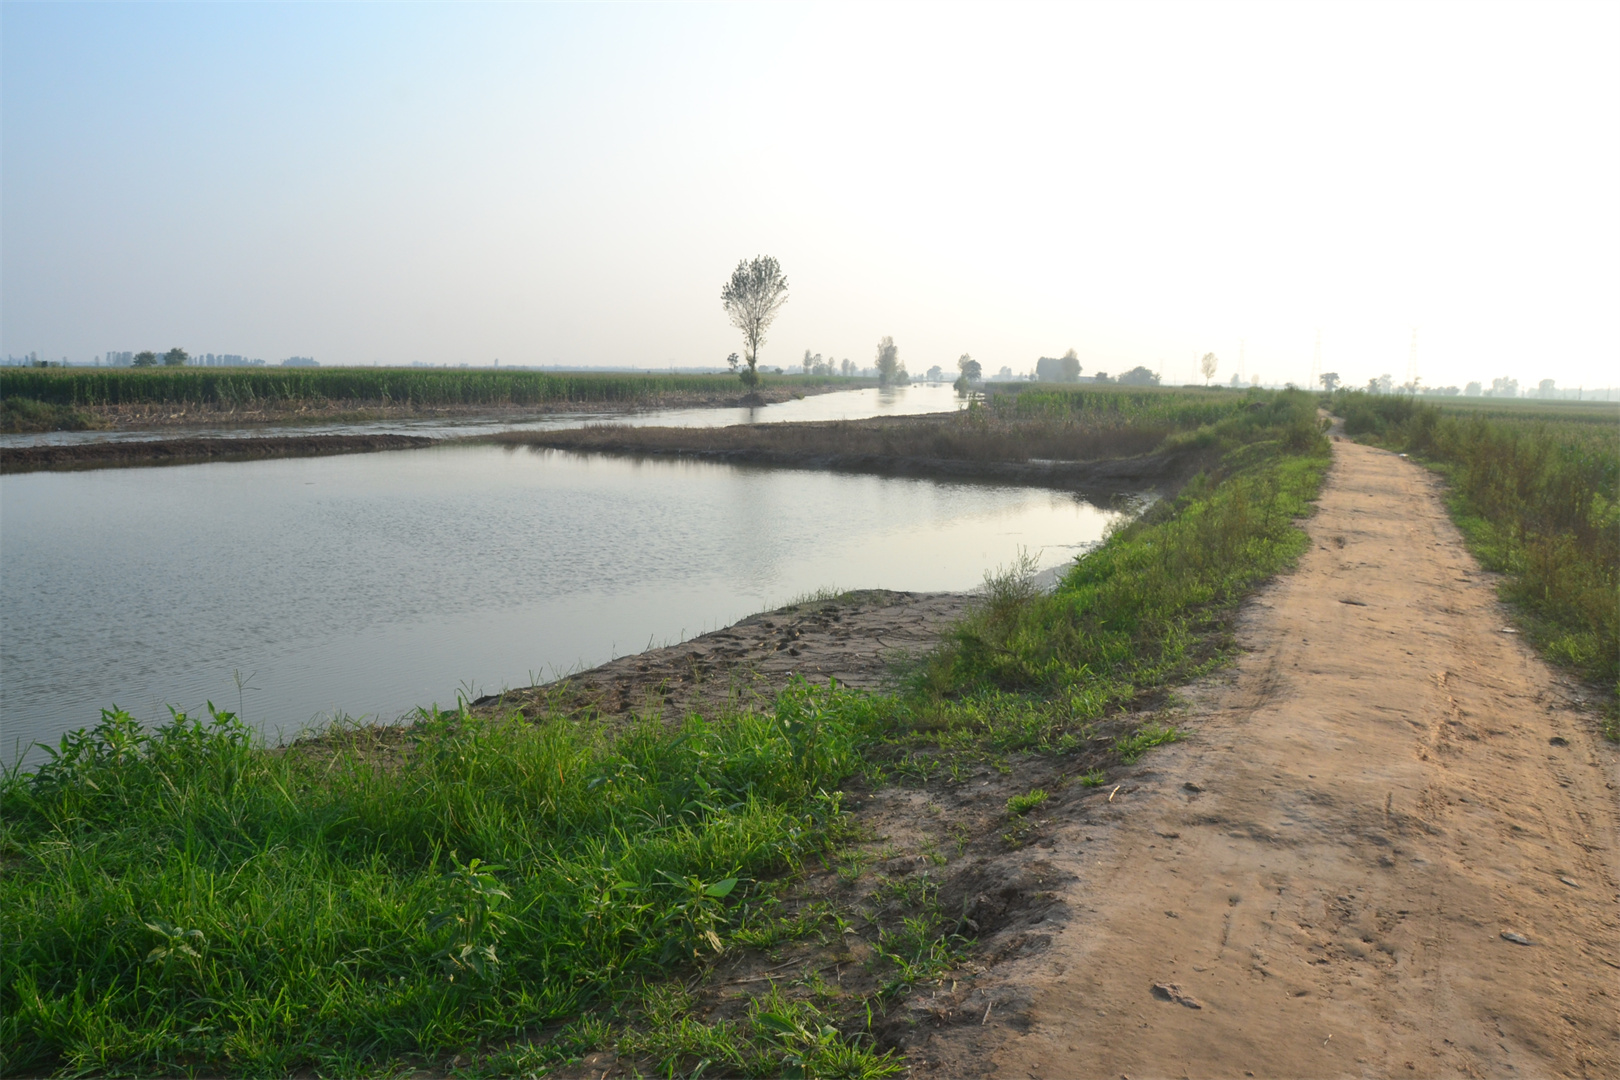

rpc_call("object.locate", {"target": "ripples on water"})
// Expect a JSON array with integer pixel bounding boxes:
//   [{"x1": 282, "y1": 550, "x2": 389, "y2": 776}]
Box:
[{"x1": 2, "y1": 435, "x2": 1127, "y2": 761}]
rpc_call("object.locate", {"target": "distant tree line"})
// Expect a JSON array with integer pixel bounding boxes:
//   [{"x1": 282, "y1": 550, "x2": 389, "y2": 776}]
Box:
[{"x1": 1323, "y1": 372, "x2": 1591, "y2": 399}]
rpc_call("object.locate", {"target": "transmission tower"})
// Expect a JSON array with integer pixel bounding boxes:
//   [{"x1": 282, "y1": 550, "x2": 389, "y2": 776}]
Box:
[
  {"x1": 1238, "y1": 339, "x2": 1246, "y2": 383},
  {"x1": 1309, "y1": 330, "x2": 1322, "y2": 390},
  {"x1": 1405, "y1": 327, "x2": 1419, "y2": 391}
]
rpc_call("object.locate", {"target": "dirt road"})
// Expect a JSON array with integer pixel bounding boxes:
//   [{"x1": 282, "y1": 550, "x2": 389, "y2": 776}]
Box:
[{"x1": 931, "y1": 435, "x2": 1619, "y2": 1078}]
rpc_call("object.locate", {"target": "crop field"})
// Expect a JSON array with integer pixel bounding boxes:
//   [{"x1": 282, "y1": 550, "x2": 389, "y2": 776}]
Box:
[
  {"x1": 1335, "y1": 390, "x2": 1619, "y2": 720},
  {"x1": 0, "y1": 390, "x2": 1341, "y2": 1076},
  {"x1": 0, "y1": 367, "x2": 848, "y2": 410}
]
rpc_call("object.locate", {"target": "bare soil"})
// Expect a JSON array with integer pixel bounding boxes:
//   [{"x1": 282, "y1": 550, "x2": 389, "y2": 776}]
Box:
[
  {"x1": 915, "y1": 433, "x2": 1620, "y2": 1079},
  {"x1": 470, "y1": 589, "x2": 973, "y2": 723}
]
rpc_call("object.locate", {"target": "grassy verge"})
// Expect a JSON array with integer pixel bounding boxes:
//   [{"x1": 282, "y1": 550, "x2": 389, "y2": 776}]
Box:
[
  {"x1": 1, "y1": 391, "x2": 1333, "y2": 1076},
  {"x1": 1334, "y1": 391, "x2": 1618, "y2": 737},
  {"x1": 903, "y1": 390, "x2": 1329, "y2": 755},
  {"x1": 1, "y1": 396, "x2": 105, "y2": 433},
  {"x1": 1, "y1": 689, "x2": 901, "y2": 1077}
]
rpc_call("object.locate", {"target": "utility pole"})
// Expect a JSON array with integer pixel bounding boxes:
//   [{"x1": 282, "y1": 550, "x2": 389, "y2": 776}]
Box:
[{"x1": 1309, "y1": 330, "x2": 1322, "y2": 391}]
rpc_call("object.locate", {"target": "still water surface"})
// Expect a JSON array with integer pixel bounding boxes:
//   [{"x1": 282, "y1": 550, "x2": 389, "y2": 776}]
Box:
[{"x1": 2, "y1": 441, "x2": 1125, "y2": 760}]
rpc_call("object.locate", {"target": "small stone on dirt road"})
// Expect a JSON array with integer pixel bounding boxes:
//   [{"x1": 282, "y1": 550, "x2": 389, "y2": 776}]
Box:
[
  {"x1": 1150, "y1": 982, "x2": 1203, "y2": 1008},
  {"x1": 1500, "y1": 931, "x2": 1534, "y2": 946},
  {"x1": 1559, "y1": 876, "x2": 1580, "y2": 888}
]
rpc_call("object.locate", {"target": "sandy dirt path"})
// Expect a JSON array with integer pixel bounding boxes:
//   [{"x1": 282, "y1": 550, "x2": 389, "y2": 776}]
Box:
[{"x1": 931, "y1": 435, "x2": 1619, "y2": 1079}]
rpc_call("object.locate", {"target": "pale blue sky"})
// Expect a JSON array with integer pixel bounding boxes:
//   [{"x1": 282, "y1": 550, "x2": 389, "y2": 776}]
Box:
[{"x1": 4, "y1": 1, "x2": 1617, "y2": 389}]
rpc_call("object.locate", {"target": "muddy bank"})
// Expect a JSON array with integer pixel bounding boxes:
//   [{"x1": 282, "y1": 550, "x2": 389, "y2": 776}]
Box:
[
  {"x1": 0, "y1": 433, "x2": 438, "y2": 473},
  {"x1": 470, "y1": 589, "x2": 972, "y2": 724},
  {"x1": 486, "y1": 415, "x2": 1195, "y2": 494}
]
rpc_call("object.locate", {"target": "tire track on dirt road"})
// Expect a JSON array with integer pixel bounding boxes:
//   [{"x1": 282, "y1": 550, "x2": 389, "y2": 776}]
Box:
[{"x1": 925, "y1": 433, "x2": 1619, "y2": 1079}]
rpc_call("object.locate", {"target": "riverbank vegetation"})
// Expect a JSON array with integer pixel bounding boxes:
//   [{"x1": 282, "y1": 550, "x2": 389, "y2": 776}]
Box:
[
  {"x1": 0, "y1": 369, "x2": 853, "y2": 432},
  {"x1": 494, "y1": 383, "x2": 1263, "y2": 473},
  {"x1": 1, "y1": 390, "x2": 1334, "y2": 1076},
  {"x1": 1334, "y1": 391, "x2": 1618, "y2": 734},
  {"x1": 913, "y1": 391, "x2": 1329, "y2": 749}
]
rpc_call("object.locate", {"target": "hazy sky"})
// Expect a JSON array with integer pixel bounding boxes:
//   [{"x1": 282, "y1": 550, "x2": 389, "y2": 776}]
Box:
[{"x1": 4, "y1": 1, "x2": 1617, "y2": 389}]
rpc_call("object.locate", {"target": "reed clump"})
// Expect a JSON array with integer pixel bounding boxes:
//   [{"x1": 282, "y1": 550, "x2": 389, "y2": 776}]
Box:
[{"x1": 1335, "y1": 390, "x2": 1618, "y2": 721}]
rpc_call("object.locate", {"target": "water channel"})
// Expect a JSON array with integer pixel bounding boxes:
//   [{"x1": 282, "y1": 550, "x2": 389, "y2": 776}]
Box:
[{"x1": 1, "y1": 387, "x2": 1131, "y2": 762}]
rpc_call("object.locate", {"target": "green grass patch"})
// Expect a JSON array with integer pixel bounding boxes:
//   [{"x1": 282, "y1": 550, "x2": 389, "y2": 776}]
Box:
[
  {"x1": 0, "y1": 683, "x2": 890, "y2": 1076},
  {"x1": 1112, "y1": 723, "x2": 1184, "y2": 764},
  {"x1": 906, "y1": 390, "x2": 1330, "y2": 752},
  {"x1": 1, "y1": 396, "x2": 104, "y2": 433},
  {"x1": 1005, "y1": 789, "x2": 1049, "y2": 815}
]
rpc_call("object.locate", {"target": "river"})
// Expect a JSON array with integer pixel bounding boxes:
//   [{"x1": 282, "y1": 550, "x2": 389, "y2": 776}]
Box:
[{"x1": 1, "y1": 387, "x2": 1129, "y2": 761}]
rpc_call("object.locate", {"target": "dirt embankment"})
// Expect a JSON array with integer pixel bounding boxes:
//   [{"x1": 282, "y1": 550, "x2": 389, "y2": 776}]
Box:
[
  {"x1": 489, "y1": 432, "x2": 1618, "y2": 1080},
  {"x1": 917, "y1": 434, "x2": 1620, "y2": 1078},
  {"x1": 486, "y1": 416, "x2": 1195, "y2": 494},
  {"x1": 0, "y1": 433, "x2": 439, "y2": 473}
]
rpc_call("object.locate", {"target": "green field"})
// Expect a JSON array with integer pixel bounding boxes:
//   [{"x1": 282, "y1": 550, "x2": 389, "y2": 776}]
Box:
[
  {"x1": 0, "y1": 390, "x2": 1336, "y2": 1077},
  {"x1": 0, "y1": 367, "x2": 848, "y2": 411},
  {"x1": 1334, "y1": 391, "x2": 1619, "y2": 728}
]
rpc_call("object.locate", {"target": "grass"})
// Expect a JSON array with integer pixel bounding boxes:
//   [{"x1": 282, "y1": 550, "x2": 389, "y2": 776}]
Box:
[
  {"x1": 1005, "y1": 789, "x2": 1049, "y2": 815},
  {"x1": 904, "y1": 390, "x2": 1330, "y2": 752},
  {"x1": 1, "y1": 396, "x2": 104, "y2": 433},
  {"x1": 1334, "y1": 390, "x2": 1618, "y2": 734},
  {"x1": 1, "y1": 389, "x2": 1337, "y2": 1075},
  {"x1": 0, "y1": 686, "x2": 898, "y2": 1076},
  {"x1": 0, "y1": 369, "x2": 852, "y2": 430},
  {"x1": 494, "y1": 382, "x2": 1277, "y2": 470}
]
